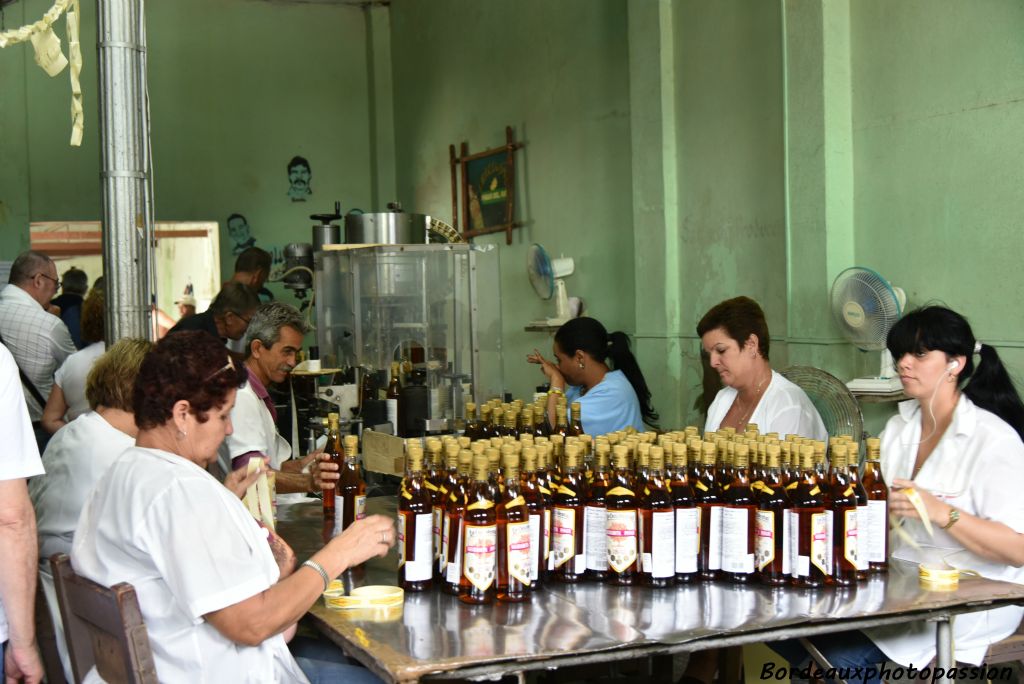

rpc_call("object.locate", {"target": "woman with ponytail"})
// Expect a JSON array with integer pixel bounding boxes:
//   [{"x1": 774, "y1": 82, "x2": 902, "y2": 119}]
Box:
[
  {"x1": 769, "y1": 306, "x2": 1024, "y2": 682},
  {"x1": 527, "y1": 317, "x2": 657, "y2": 434}
]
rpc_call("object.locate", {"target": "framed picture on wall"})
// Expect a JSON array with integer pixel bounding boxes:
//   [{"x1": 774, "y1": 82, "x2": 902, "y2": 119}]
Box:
[{"x1": 450, "y1": 126, "x2": 523, "y2": 244}]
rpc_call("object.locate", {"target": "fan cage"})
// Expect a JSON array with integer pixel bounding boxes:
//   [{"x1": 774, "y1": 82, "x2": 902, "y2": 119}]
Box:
[{"x1": 779, "y1": 366, "x2": 865, "y2": 451}]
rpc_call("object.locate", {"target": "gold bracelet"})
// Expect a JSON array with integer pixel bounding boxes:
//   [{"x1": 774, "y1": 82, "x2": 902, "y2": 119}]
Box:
[
  {"x1": 548, "y1": 387, "x2": 565, "y2": 397},
  {"x1": 941, "y1": 507, "x2": 961, "y2": 530}
]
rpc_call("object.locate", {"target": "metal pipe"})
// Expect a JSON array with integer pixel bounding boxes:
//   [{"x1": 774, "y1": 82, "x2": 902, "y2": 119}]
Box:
[
  {"x1": 98, "y1": 0, "x2": 152, "y2": 340},
  {"x1": 935, "y1": 618, "x2": 954, "y2": 670}
]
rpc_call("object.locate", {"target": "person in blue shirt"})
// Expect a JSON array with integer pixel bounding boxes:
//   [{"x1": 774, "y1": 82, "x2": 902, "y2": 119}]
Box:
[{"x1": 527, "y1": 317, "x2": 657, "y2": 435}]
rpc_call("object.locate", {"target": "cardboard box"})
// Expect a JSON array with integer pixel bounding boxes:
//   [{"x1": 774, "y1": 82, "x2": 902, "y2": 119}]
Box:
[{"x1": 362, "y1": 429, "x2": 405, "y2": 476}]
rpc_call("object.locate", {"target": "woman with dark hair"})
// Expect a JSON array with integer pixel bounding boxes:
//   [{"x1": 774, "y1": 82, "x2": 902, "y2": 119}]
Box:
[
  {"x1": 71, "y1": 331, "x2": 394, "y2": 682},
  {"x1": 527, "y1": 317, "x2": 656, "y2": 434},
  {"x1": 697, "y1": 296, "x2": 826, "y2": 440},
  {"x1": 769, "y1": 306, "x2": 1024, "y2": 681},
  {"x1": 41, "y1": 285, "x2": 107, "y2": 434}
]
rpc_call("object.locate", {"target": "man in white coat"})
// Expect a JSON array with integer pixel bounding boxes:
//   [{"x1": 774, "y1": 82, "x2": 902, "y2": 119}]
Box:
[{"x1": 218, "y1": 302, "x2": 317, "y2": 496}]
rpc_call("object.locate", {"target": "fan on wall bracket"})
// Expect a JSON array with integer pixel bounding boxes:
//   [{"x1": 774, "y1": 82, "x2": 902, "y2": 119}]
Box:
[
  {"x1": 830, "y1": 266, "x2": 907, "y2": 393},
  {"x1": 527, "y1": 243, "x2": 575, "y2": 328}
]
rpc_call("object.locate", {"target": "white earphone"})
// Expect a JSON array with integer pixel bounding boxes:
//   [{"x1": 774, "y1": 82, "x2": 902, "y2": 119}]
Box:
[{"x1": 947, "y1": 360, "x2": 960, "y2": 371}]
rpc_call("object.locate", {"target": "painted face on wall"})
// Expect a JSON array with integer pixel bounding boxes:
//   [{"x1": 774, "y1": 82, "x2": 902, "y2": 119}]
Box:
[
  {"x1": 287, "y1": 156, "x2": 312, "y2": 201},
  {"x1": 227, "y1": 214, "x2": 254, "y2": 255}
]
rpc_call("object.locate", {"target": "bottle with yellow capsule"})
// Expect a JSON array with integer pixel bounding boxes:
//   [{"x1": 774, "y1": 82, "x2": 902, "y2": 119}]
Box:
[
  {"x1": 425, "y1": 440, "x2": 444, "y2": 577},
  {"x1": 398, "y1": 445, "x2": 433, "y2": 592},
  {"x1": 519, "y1": 446, "x2": 546, "y2": 588},
  {"x1": 639, "y1": 445, "x2": 674, "y2": 587},
  {"x1": 694, "y1": 441, "x2": 723, "y2": 581},
  {"x1": 463, "y1": 401, "x2": 483, "y2": 441},
  {"x1": 442, "y1": 449, "x2": 472, "y2": 595},
  {"x1": 789, "y1": 444, "x2": 829, "y2": 588},
  {"x1": 551, "y1": 443, "x2": 587, "y2": 582},
  {"x1": 605, "y1": 444, "x2": 639, "y2": 585},
  {"x1": 437, "y1": 442, "x2": 460, "y2": 580},
  {"x1": 535, "y1": 443, "x2": 555, "y2": 577},
  {"x1": 845, "y1": 440, "x2": 870, "y2": 580},
  {"x1": 670, "y1": 442, "x2": 698, "y2": 583},
  {"x1": 862, "y1": 438, "x2": 889, "y2": 573},
  {"x1": 497, "y1": 451, "x2": 530, "y2": 602},
  {"x1": 584, "y1": 442, "x2": 611, "y2": 582},
  {"x1": 829, "y1": 444, "x2": 859, "y2": 587},
  {"x1": 460, "y1": 452, "x2": 497, "y2": 604},
  {"x1": 569, "y1": 401, "x2": 584, "y2": 437},
  {"x1": 721, "y1": 443, "x2": 756, "y2": 583},
  {"x1": 754, "y1": 443, "x2": 791, "y2": 586}
]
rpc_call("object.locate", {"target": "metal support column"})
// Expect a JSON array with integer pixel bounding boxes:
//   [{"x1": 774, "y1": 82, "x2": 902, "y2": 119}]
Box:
[
  {"x1": 98, "y1": 0, "x2": 153, "y2": 340},
  {"x1": 935, "y1": 617, "x2": 954, "y2": 670}
]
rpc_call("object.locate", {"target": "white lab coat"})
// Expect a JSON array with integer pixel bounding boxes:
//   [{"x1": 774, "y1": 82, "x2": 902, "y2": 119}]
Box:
[
  {"x1": 0, "y1": 344, "x2": 45, "y2": 643},
  {"x1": 219, "y1": 379, "x2": 290, "y2": 471},
  {"x1": 53, "y1": 342, "x2": 105, "y2": 423},
  {"x1": 72, "y1": 446, "x2": 309, "y2": 683},
  {"x1": 866, "y1": 395, "x2": 1024, "y2": 665},
  {"x1": 704, "y1": 370, "x2": 828, "y2": 441}
]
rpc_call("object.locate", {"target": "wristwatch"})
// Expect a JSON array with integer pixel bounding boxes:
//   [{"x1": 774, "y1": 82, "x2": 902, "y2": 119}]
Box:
[{"x1": 941, "y1": 507, "x2": 961, "y2": 530}]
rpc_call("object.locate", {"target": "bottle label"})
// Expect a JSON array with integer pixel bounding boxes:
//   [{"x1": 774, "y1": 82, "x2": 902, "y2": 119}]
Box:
[
  {"x1": 708, "y1": 505, "x2": 723, "y2": 571},
  {"x1": 782, "y1": 507, "x2": 791, "y2": 575},
  {"x1": 445, "y1": 517, "x2": 463, "y2": 585},
  {"x1": 551, "y1": 506, "x2": 577, "y2": 570},
  {"x1": 386, "y1": 398, "x2": 398, "y2": 435},
  {"x1": 355, "y1": 495, "x2": 366, "y2": 520},
  {"x1": 462, "y1": 524, "x2": 497, "y2": 591},
  {"x1": 721, "y1": 507, "x2": 754, "y2": 574},
  {"x1": 432, "y1": 505, "x2": 443, "y2": 560},
  {"x1": 811, "y1": 511, "x2": 830, "y2": 576},
  {"x1": 584, "y1": 506, "x2": 608, "y2": 571},
  {"x1": 787, "y1": 510, "x2": 802, "y2": 577},
  {"x1": 867, "y1": 500, "x2": 888, "y2": 563},
  {"x1": 825, "y1": 510, "x2": 834, "y2": 572},
  {"x1": 755, "y1": 510, "x2": 775, "y2": 571},
  {"x1": 843, "y1": 508, "x2": 859, "y2": 567},
  {"x1": 440, "y1": 514, "x2": 450, "y2": 574},
  {"x1": 544, "y1": 508, "x2": 553, "y2": 570},
  {"x1": 855, "y1": 505, "x2": 870, "y2": 570},
  {"x1": 648, "y1": 510, "x2": 675, "y2": 578},
  {"x1": 331, "y1": 493, "x2": 368, "y2": 537},
  {"x1": 528, "y1": 513, "x2": 542, "y2": 581},
  {"x1": 606, "y1": 509, "x2": 638, "y2": 573},
  {"x1": 506, "y1": 520, "x2": 532, "y2": 585},
  {"x1": 398, "y1": 510, "x2": 407, "y2": 566},
  {"x1": 401, "y1": 512, "x2": 433, "y2": 582},
  {"x1": 674, "y1": 507, "x2": 698, "y2": 574}
]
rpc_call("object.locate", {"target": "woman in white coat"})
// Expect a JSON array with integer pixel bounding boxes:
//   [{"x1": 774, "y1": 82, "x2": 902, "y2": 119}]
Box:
[
  {"x1": 72, "y1": 331, "x2": 395, "y2": 683},
  {"x1": 769, "y1": 306, "x2": 1024, "y2": 682}
]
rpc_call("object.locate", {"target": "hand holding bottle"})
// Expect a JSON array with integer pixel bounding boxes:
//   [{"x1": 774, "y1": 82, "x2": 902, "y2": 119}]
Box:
[{"x1": 310, "y1": 450, "x2": 340, "y2": 492}]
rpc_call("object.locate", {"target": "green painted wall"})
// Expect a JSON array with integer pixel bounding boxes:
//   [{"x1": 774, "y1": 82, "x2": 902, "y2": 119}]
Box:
[
  {"x1": 4, "y1": 0, "x2": 374, "y2": 302},
  {"x1": 388, "y1": 0, "x2": 635, "y2": 403},
  {"x1": 852, "y1": 0, "x2": 1024, "y2": 387},
  {"x1": 0, "y1": 2, "x2": 33, "y2": 257}
]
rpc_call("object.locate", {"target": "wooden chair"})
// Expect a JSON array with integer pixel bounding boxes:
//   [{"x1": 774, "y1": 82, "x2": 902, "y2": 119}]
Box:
[{"x1": 49, "y1": 553, "x2": 158, "y2": 684}]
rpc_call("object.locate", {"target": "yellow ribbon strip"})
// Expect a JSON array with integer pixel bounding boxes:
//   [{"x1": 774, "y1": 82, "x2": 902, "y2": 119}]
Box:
[{"x1": 324, "y1": 585, "x2": 404, "y2": 610}]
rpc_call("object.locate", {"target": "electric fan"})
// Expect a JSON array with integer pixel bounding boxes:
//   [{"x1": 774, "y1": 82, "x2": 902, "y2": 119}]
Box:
[
  {"x1": 780, "y1": 366, "x2": 864, "y2": 445},
  {"x1": 830, "y1": 267, "x2": 907, "y2": 393},
  {"x1": 527, "y1": 244, "x2": 575, "y2": 327}
]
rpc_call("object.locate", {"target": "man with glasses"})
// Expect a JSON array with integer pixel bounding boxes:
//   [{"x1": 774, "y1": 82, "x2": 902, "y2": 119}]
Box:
[
  {"x1": 167, "y1": 281, "x2": 259, "y2": 345},
  {"x1": 0, "y1": 251, "x2": 77, "y2": 451}
]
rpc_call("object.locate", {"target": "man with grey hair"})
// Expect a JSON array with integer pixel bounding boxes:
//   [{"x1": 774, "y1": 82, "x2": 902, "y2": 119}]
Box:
[
  {"x1": 217, "y1": 302, "x2": 317, "y2": 495},
  {"x1": 0, "y1": 251, "x2": 77, "y2": 450}
]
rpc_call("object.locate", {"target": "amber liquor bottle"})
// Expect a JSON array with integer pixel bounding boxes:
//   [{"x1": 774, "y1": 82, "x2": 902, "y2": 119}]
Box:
[
  {"x1": 322, "y1": 412, "x2": 343, "y2": 520},
  {"x1": 754, "y1": 444, "x2": 791, "y2": 586},
  {"x1": 333, "y1": 434, "x2": 367, "y2": 537},
  {"x1": 519, "y1": 446, "x2": 546, "y2": 588},
  {"x1": 460, "y1": 453, "x2": 498, "y2": 604},
  {"x1": 862, "y1": 438, "x2": 889, "y2": 573},
  {"x1": 639, "y1": 446, "x2": 675, "y2": 587},
  {"x1": 789, "y1": 445, "x2": 829, "y2": 588},
  {"x1": 846, "y1": 440, "x2": 870, "y2": 580},
  {"x1": 721, "y1": 443, "x2": 757, "y2": 583},
  {"x1": 551, "y1": 444, "x2": 586, "y2": 582},
  {"x1": 693, "y1": 441, "x2": 722, "y2": 581},
  {"x1": 584, "y1": 442, "x2": 610, "y2": 582},
  {"x1": 437, "y1": 443, "x2": 461, "y2": 580},
  {"x1": 398, "y1": 446, "x2": 433, "y2": 591},
  {"x1": 463, "y1": 401, "x2": 483, "y2": 441},
  {"x1": 442, "y1": 449, "x2": 472, "y2": 595},
  {"x1": 829, "y1": 444, "x2": 859, "y2": 587},
  {"x1": 386, "y1": 362, "x2": 401, "y2": 436},
  {"x1": 605, "y1": 445, "x2": 639, "y2": 586},
  {"x1": 568, "y1": 401, "x2": 584, "y2": 437},
  {"x1": 669, "y1": 443, "x2": 698, "y2": 583},
  {"x1": 497, "y1": 452, "x2": 531, "y2": 602}
]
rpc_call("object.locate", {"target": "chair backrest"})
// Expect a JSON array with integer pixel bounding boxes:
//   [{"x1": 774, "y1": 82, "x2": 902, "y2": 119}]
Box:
[{"x1": 49, "y1": 553, "x2": 158, "y2": 684}]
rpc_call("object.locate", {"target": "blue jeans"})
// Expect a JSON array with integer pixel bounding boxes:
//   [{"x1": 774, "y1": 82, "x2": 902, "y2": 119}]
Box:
[
  {"x1": 290, "y1": 636, "x2": 383, "y2": 684},
  {"x1": 768, "y1": 630, "x2": 887, "y2": 684}
]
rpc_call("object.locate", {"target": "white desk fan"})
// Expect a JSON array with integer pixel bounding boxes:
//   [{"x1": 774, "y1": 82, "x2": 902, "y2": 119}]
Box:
[
  {"x1": 830, "y1": 267, "x2": 906, "y2": 393},
  {"x1": 527, "y1": 243, "x2": 575, "y2": 327}
]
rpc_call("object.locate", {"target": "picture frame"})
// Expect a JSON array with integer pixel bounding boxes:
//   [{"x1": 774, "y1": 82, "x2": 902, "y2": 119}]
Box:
[{"x1": 449, "y1": 126, "x2": 523, "y2": 245}]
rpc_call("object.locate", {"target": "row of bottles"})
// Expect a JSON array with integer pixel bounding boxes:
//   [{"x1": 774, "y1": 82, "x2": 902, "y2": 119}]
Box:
[
  {"x1": 395, "y1": 416, "x2": 891, "y2": 598},
  {"x1": 321, "y1": 412, "x2": 368, "y2": 537},
  {"x1": 463, "y1": 397, "x2": 584, "y2": 443}
]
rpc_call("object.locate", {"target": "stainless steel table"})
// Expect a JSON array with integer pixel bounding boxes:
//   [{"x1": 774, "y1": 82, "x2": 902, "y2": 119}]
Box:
[{"x1": 277, "y1": 498, "x2": 1024, "y2": 683}]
